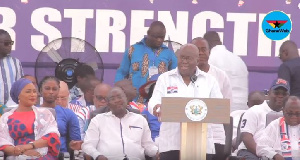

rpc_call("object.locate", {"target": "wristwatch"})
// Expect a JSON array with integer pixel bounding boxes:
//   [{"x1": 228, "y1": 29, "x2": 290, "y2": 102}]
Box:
[{"x1": 29, "y1": 142, "x2": 36, "y2": 149}]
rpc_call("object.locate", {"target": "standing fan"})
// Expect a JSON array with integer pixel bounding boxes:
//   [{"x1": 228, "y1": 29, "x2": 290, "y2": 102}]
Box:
[
  {"x1": 35, "y1": 37, "x2": 104, "y2": 89},
  {"x1": 163, "y1": 40, "x2": 183, "y2": 57}
]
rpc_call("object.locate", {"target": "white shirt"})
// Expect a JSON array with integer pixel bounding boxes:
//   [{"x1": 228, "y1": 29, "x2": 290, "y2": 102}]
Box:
[
  {"x1": 82, "y1": 111, "x2": 158, "y2": 160},
  {"x1": 208, "y1": 64, "x2": 232, "y2": 144},
  {"x1": 237, "y1": 101, "x2": 273, "y2": 151},
  {"x1": 148, "y1": 67, "x2": 223, "y2": 154},
  {"x1": 209, "y1": 45, "x2": 248, "y2": 111},
  {"x1": 208, "y1": 65, "x2": 232, "y2": 100},
  {"x1": 230, "y1": 110, "x2": 246, "y2": 140},
  {"x1": 256, "y1": 118, "x2": 300, "y2": 159}
]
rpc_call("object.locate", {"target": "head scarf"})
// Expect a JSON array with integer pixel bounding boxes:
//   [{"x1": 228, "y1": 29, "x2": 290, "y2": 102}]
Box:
[{"x1": 10, "y1": 78, "x2": 32, "y2": 104}]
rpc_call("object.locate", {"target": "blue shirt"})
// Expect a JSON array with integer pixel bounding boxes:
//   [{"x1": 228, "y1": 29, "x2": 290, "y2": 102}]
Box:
[
  {"x1": 55, "y1": 105, "x2": 81, "y2": 152},
  {"x1": 141, "y1": 107, "x2": 161, "y2": 141},
  {"x1": 115, "y1": 38, "x2": 177, "y2": 102}
]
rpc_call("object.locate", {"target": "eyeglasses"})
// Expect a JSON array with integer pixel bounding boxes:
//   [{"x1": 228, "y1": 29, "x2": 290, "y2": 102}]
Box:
[
  {"x1": 0, "y1": 41, "x2": 14, "y2": 46},
  {"x1": 95, "y1": 95, "x2": 107, "y2": 101},
  {"x1": 285, "y1": 112, "x2": 300, "y2": 117}
]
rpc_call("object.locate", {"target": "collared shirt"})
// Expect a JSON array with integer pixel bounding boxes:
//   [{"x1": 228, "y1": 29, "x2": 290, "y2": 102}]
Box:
[
  {"x1": 82, "y1": 111, "x2": 158, "y2": 160},
  {"x1": 55, "y1": 105, "x2": 81, "y2": 152},
  {"x1": 256, "y1": 118, "x2": 300, "y2": 159},
  {"x1": 148, "y1": 67, "x2": 223, "y2": 154},
  {"x1": 237, "y1": 101, "x2": 274, "y2": 151},
  {"x1": 69, "y1": 85, "x2": 83, "y2": 101},
  {"x1": 208, "y1": 64, "x2": 232, "y2": 144},
  {"x1": 115, "y1": 38, "x2": 177, "y2": 102},
  {"x1": 0, "y1": 55, "x2": 23, "y2": 105},
  {"x1": 209, "y1": 45, "x2": 248, "y2": 111},
  {"x1": 68, "y1": 96, "x2": 96, "y2": 139}
]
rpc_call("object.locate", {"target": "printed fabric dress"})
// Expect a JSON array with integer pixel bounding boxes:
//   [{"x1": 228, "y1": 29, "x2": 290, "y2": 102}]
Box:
[{"x1": 0, "y1": 107, "x2": 61, "y2": 160}]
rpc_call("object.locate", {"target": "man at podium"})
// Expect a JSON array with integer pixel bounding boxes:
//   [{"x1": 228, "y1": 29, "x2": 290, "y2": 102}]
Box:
[{"x1": 148, "y1": 44, "x2": 223, "y2": 160}]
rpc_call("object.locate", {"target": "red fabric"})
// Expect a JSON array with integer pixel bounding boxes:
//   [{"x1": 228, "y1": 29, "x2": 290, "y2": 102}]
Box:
[
  {"x1": 41, "y1": 133, "x2": 61, "y2": 156},
  {"x1": 1, "y1": 110, "x2": 60, "y2": 159},
  {"x1": 0, "y1": 145, "x2": 10, "y2": 151}
]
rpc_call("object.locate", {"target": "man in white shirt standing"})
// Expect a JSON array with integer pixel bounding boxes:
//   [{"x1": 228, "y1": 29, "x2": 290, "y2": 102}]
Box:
[
  {"x1": 148, "y1": 44, "x2": 223, "y2": 160},
  {"x1": 237, "y1": 78, "x2": 290, "y2": 159},
  {"x1": 82, "y1": 87, "x2": 158, "y2": 160},
  {"x1": 191, "y1": 37, "x2": 232, "y2": 158},
  {"x1": 257, "y1": 96, "x2": 300, "y2": 160},
  {"x1": 204, "y1": 31, "x2": 248, "y2": 111}
]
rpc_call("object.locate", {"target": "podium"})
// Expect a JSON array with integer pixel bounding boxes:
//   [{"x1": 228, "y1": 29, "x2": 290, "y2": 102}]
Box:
[{"x1": 161, "y1": 97, "x2": 230, "y2": 160}]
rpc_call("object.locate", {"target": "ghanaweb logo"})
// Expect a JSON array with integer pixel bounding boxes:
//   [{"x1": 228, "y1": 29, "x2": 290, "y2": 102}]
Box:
[{"x1": 262, "y1": 11, "x2": 292, "y2": 41}]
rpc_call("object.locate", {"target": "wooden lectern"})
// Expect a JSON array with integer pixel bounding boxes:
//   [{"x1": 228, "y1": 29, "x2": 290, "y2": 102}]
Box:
[{"x1": 161, "y1": 97, "x2": 230, "y2": 160}]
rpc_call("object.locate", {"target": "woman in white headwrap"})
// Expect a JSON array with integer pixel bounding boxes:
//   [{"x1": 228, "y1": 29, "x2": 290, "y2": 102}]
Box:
[{"x1": 0, "y1": 78, "x2": 61, "y2": 159}]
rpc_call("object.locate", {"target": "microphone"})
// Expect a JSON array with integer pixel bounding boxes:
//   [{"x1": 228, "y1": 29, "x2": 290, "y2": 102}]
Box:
[{"x1": 190, "y1": 75, "x2": 197, "y2": 83}]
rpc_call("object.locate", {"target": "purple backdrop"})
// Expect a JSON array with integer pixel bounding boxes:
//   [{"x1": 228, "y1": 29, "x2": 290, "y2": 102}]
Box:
[{"x1": 1, "y1": 0, "x2": 299, "y2": 92}]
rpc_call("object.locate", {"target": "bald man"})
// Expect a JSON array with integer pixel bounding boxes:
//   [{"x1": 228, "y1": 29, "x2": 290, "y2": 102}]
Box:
[
  {"x1": 257, "y1": 96, "x2": 300, "y2": 159},
  {"x1": 278, "y1": 40, "x2": 300, "y2": 97},
  {"x1": 115, "y1": 21, "x2": 177, "y2": 103},
  {"x1": 91, "y1": 83, "x2": 112, "y2": 119},
  {"x1": 56, "y1": 81, "x2": 70, "y2": 108},
  {"x1": 148, "y1": 44, "x2": 223, "y2": 160},
  {"x1": 247, "y1": 91, "x2": 265, "y2": 108}
]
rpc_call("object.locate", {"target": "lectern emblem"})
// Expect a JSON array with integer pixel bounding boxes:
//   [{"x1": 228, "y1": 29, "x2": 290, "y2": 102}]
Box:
[{"x1": 185, "y1": 99, "x2": 208, "y2": 121}]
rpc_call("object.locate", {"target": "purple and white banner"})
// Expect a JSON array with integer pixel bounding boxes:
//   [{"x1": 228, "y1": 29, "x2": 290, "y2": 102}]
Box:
[{"x1": 1, "y1": 0, "x2": 299, "y2": 90}]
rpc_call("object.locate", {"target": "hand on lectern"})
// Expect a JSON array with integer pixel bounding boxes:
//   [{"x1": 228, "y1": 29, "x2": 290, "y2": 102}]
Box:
[{"x1": 153, "y1": 104, "x2": 161, "y2": 118}]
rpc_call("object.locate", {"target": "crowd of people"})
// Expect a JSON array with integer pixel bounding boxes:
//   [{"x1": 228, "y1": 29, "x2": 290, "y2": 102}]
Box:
[{"x1": 0, "y1": 19, "x2": 300, "y2": 160}]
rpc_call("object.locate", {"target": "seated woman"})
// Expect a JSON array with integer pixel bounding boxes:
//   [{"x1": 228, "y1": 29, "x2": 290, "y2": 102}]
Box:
[
  {"x1": 0, "y1": 78, "x2": 60, "y2": 159},
  {"x1": 256, "y1": 96, "x2": 300, "y2": 160},
  {"x1": 39, "y1": 76, "x2": 81, "y2": 153}
]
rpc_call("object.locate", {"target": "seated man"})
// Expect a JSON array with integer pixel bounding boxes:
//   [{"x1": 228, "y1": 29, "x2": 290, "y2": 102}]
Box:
[
  {"x1": 256, "y1": 96, "x2": 300, "y2": 160},
  {"x1": 82, "y1": 87, "x2": 158, "y2": 160},
  {"x1": 232, "y1": 91, "x2": 266, "y2": 150},
  {"x1": 91, "y1": 83, "x2": 112, "y2": 119},
  {"x1": 237, "y1": 78, "x2": 290, "y2": 159},
  {"x1": 94, "y1": 79, "x2": 141, "y2": 114},
  {"x1": 69, "y1": 77, "x2": 101, "y2": 139},
  {"x1": 69, "y1": 80, "x2": 138, "y2": 152},
  {"x1": 70, "y1": 64, "x2": 96, "y2": 101},
  {"x1": 56, "y1": 81, "x2": 70, "y2": 108}
]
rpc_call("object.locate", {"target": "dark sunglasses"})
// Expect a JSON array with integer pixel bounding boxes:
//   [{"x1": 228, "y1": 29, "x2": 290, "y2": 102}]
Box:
[
  {"x1": 95, "y1": 95, "x2": 107, "y2": 101},
  {"x1": 0, "y1": 41, "x2": 14, "y2": 46},
  {"x1": 285, "y1": 112, "x2": 300, "y2": 117}
]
